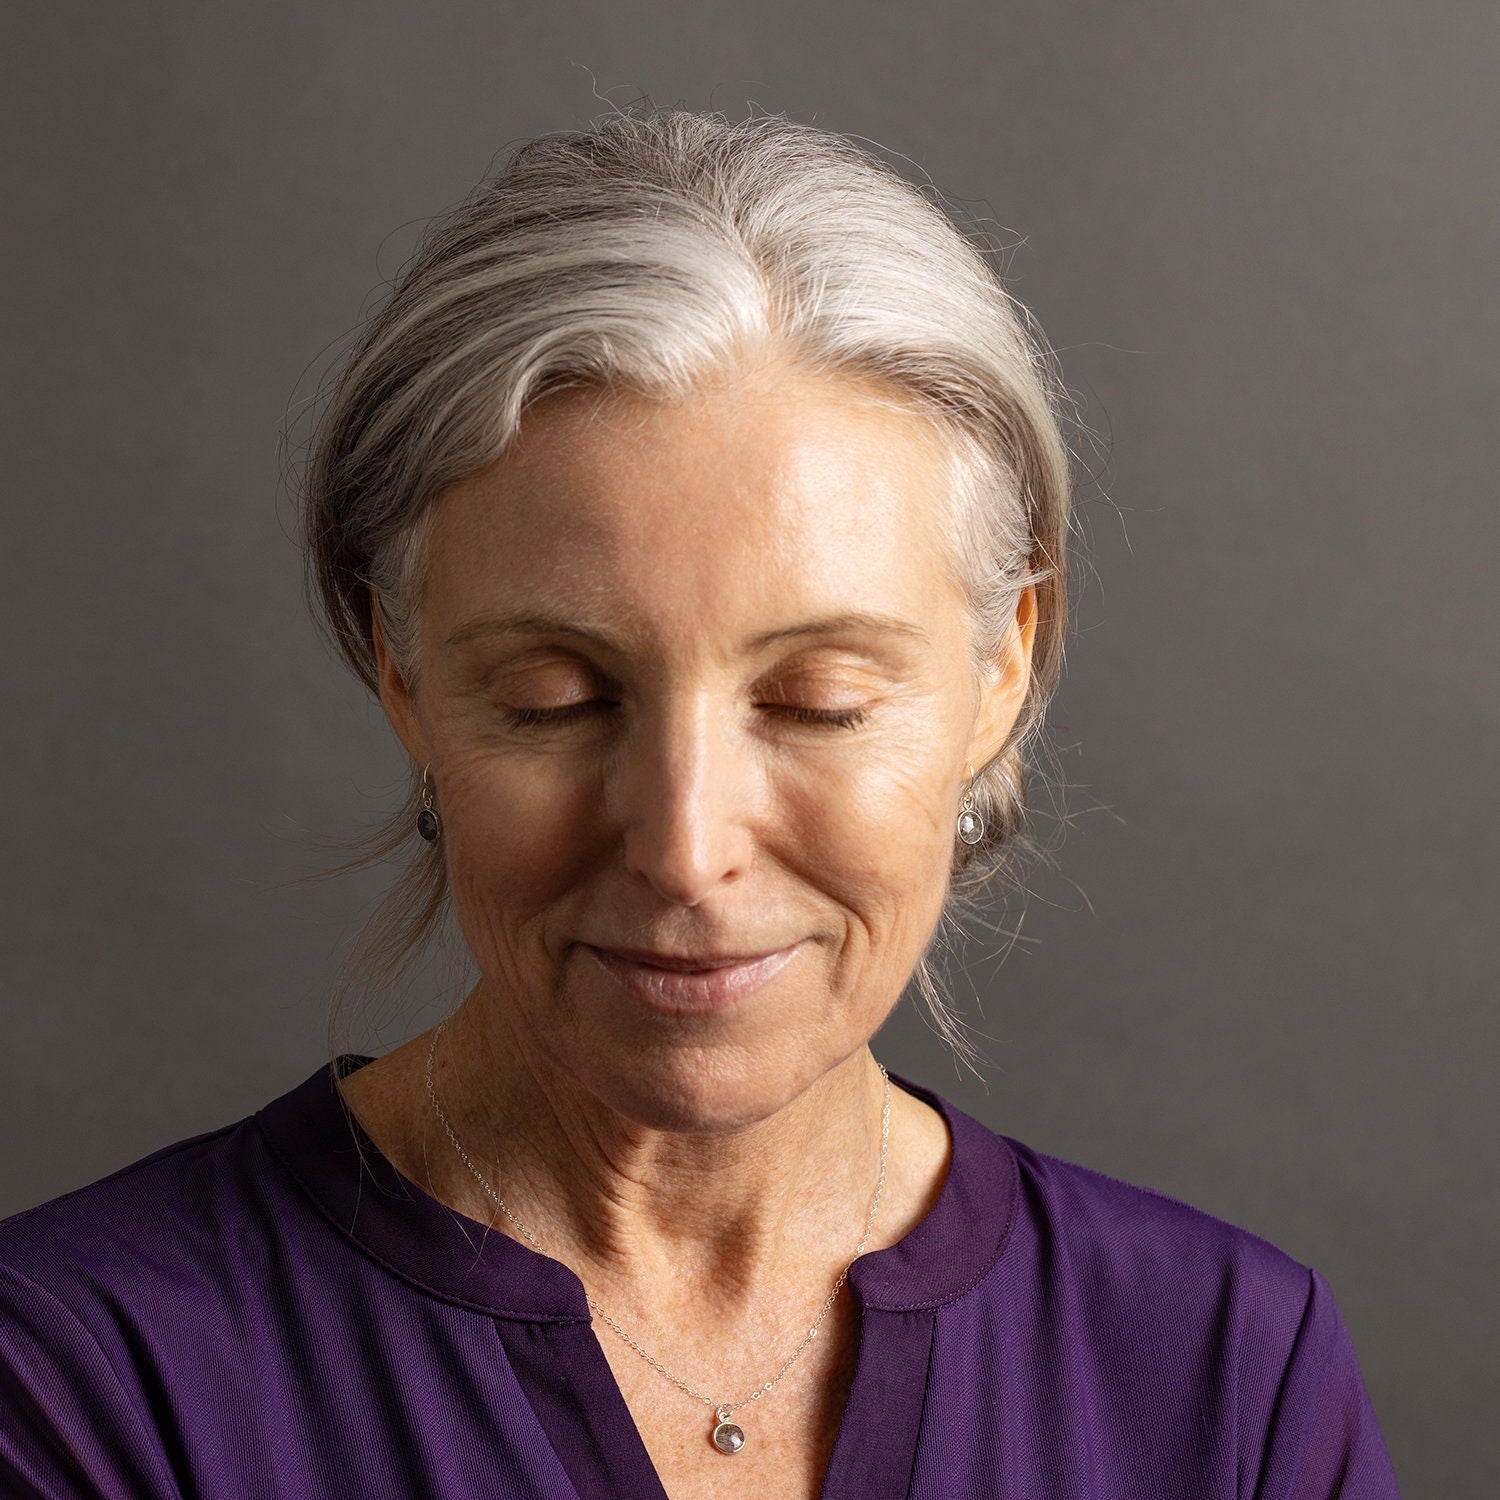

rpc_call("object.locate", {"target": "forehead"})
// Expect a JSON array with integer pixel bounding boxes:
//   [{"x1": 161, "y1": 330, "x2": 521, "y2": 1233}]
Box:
[{"x1": 423, "y1": 363, "x2": 962, "y2": 647}]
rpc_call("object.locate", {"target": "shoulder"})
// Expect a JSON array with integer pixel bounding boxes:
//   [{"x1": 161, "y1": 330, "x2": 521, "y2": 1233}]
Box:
[
  {"x1": 995, "y1": 1132, "x2": 1318, "y2": 1343},
  {"x1": 0, "y1": 1110, "x2": 274, "y2": 1320},
  {"x1": 0, "y1": 1115, "x2": 289, "y2": 1494},
  {"x1": 895, "y1": 1073, "x2": 1314, "y2": 1334},
  {"x1": 1010, "y1": 1133, "x2": 1310, "y2": 1275},
  {"x1": 1001, "y1": 1137, "x2": 1401, "y2": 1491},
  {"x1": 914, "y1": 1074, "x2": 1318, "y2": 1322}
]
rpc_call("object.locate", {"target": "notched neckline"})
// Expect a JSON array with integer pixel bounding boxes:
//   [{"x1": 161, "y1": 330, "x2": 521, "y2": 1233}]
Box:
[{"x1": 254, "y1": 1052, "x2": 1019, "y2": 1319}]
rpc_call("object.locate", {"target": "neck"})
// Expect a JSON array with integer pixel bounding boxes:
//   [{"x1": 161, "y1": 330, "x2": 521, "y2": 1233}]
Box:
[{"x1": 418, "y1": 984, "x2": 891, "y2": 1311}]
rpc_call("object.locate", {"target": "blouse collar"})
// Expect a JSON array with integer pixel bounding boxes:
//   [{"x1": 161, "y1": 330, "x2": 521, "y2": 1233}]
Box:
[{"x1": 256, "y1": 1053, "x2": 1018, "y2": 1321}]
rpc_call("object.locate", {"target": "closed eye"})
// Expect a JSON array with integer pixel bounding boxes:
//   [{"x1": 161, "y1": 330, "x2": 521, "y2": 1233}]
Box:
[
  {"x1": 502, "y1": 702, "x2": 604, "y2": 729},
  {"x1": 499, "y1": 702, "x2": 871, "y2": 731},
  {"x1": 772, "y1": 704, "x2": 871, "y2": 729}
]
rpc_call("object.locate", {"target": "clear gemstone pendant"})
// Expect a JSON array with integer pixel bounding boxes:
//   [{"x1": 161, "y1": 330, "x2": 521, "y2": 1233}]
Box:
[{"x1": 711, "y1": 1407, "x2": 746, "y2": 1455}]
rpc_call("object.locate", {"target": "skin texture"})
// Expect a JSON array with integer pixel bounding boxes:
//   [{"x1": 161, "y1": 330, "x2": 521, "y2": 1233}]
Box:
[{"x1": 339, "y1": 353, "x2": 1037, "y2": 1497}]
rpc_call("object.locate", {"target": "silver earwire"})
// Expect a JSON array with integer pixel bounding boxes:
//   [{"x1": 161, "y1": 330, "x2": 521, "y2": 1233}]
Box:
[
  {"x1": 416, "y1": 762, "x2": 442, "y2": 842},
  {"x1": 957, "y1": 760, "x2": 985, "y2": 845}
]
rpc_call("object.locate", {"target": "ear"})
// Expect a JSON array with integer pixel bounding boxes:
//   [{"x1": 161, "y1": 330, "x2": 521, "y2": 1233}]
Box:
[
  {"x1": 964, "y1": 581, "x2": 1038, "y2": 772},
  {"x1": 370, "y1": 593, "x2": 432, "y2": 770}
]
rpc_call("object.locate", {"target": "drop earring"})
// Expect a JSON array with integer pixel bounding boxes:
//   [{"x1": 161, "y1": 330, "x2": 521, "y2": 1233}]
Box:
[
  {"x1": 416, "y1": 762, "x2": 441, "y2": 842},
  {"x1": 957, "y1": 761, "x2": 985, "y2": 845}
]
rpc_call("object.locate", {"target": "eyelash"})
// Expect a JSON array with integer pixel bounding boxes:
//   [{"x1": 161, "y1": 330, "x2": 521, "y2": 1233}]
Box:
[{"x1": 501, "y1": 702, "x2": 871, "y2": 731}]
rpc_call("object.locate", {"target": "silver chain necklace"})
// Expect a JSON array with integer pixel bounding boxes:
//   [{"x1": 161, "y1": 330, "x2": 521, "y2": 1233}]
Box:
[{"x1": 423, "y1": 1017, "x2": 891, "y2": 1457}]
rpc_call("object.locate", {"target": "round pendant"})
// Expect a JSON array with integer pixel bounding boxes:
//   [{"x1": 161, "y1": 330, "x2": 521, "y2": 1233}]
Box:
[
  {"x1": 416, "y1": 808, "x2": 440, "y2": 842},
  {"x1": 957, "y1": 808, "x2": 985, "y2": 845},
  {"x1": 711, "y1": 1416, "x2": 746, "y2": 1455}
]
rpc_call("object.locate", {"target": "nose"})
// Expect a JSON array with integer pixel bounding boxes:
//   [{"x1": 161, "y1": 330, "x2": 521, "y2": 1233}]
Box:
[{"x1": 615, "y1": 693, "x2": 754, "y2": 907}]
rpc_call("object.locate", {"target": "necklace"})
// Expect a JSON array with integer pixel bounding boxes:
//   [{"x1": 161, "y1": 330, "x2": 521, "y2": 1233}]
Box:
[{"x1": 423, "y1": 1017, "x2": 891, "y2": 1456}]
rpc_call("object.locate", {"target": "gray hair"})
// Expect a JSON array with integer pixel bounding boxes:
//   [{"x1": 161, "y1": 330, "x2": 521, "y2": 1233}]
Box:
[{"x1": 294, "y1": 106, "x2": 1077, "y2": 1075}]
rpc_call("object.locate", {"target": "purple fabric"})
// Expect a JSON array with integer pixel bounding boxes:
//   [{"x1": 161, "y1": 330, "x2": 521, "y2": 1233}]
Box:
[{"x1": 0, "y1": 1054, "x2": 1401, "y2": 1497}]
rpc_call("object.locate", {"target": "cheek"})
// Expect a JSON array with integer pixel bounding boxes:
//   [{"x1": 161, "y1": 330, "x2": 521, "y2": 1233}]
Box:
[
  {"x1": 436, "y1": 754, "x2": 595, "y2": 959},
  {"x1": 793, "y1": 726, "x2": 953, "y2": 880},
  {"x1": 772, "y1": 724, "x2": 956, "y2": 967}
]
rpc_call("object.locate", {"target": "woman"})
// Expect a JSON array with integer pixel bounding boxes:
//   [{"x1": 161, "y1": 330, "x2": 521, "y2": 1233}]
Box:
[{"x1": 0, "y1": 108, "x2": 1399, "y2": 1498}]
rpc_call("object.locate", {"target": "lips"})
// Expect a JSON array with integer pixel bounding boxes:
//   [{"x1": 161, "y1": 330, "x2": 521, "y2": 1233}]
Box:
[
  {"x1": 593, "y1": 947, "x2": 786, "y2": 972},
  {"x1": 582, "y1": 942, "x2": 802, "y2": 1015}
]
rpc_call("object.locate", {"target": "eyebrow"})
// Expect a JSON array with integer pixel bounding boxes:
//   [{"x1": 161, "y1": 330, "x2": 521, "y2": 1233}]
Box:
[{"x1": 444, "y1": 609, "x2": 929, "y2": 653}]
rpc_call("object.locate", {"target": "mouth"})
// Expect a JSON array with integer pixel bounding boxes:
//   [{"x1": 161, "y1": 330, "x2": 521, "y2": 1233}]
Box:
[{"x1": 581, "y1": 942, "x2": 803, "y2": 1015}]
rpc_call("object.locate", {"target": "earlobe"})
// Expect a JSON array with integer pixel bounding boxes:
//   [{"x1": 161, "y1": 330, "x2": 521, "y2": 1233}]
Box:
[
  {"x1": 966, "y1": 582, "x2": 1038, "y2": 771},
  {"x1": 1017, "y1": 580, "x2": 1038, "y2": 664},
  {"x1": 369, "y1": 594, "x2": 431, "y2": 769}
]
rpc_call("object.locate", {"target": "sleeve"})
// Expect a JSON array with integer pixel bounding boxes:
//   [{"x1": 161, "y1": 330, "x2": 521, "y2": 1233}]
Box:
[
  {"x1": 0, "y1": 1263, "x2": 182, "y2": 1499},
  {"x1": 1253, "y1": 1265, "x2": 1402, "y2": 1500}
]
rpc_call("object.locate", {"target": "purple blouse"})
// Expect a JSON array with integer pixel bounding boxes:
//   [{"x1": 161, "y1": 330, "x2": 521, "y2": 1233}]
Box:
[{"x1": 0, "y1": 1054, "x2": 1400, "y2": 1497}]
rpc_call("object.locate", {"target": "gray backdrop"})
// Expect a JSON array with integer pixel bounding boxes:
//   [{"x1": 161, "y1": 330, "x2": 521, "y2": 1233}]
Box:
[{"x1": 3, "y1": 2, "x2": 1494, "y2": 1492}]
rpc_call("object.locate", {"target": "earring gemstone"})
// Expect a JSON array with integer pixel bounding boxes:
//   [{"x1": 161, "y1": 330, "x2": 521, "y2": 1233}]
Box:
[
  {"x1": 957, "y1": 809, "x2": 984, "y2": 845},
  {"x1": 416, "y1": 809, "x2": 441, "y2": 842}
]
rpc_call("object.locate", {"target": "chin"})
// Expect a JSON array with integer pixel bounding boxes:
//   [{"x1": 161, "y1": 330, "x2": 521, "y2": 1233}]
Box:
[{"x1": 574, "y1": 1032, "x2": 824, "y2": 1136}]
